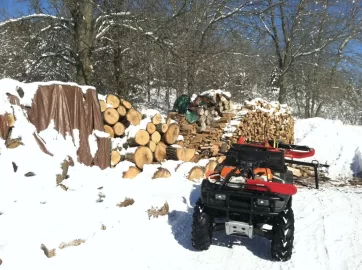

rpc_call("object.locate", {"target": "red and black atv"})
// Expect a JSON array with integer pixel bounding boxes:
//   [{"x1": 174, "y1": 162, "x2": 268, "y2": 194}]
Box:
[{"x1": 191, "y1": 140, "x2": 329, "y2": 261}]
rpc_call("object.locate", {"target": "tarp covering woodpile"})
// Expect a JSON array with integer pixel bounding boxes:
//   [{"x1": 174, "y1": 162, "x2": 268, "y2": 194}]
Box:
[{"x1": 0, "y1": 79, "x2": 111, "y2": 170}]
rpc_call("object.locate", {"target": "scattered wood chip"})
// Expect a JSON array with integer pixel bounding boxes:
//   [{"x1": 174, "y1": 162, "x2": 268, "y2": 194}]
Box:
[
  {"x1": 117, "y1": 198, "x2": 135, "y2": 208},
  {"x1": 59, "y1": 239, "x2": 85, "y2": 249},
  {"x1": 147, "y1": 202, "x2": 169, "y2": 220},
  {"x1": 101, "y1": 224, "x2": 107, "y2": 230},
  {"x1": 40, "y1": 244, "x2": 56, "y2": 258}
]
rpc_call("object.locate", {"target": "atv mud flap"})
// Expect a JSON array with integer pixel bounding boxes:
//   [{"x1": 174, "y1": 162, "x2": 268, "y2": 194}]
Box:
[{"x1": 225, "y1": 221, "x2": 253, "y2": 238}]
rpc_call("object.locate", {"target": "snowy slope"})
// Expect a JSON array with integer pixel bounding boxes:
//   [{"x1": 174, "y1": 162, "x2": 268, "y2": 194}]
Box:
[{"x1": 295, "y1": 118, "x2": 362, "y2": 180}]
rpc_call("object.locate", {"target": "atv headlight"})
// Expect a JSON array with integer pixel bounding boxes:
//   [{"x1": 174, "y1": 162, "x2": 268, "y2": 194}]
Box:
[
  {"x1": 256, "y1": 199, "x2": 269, "y2": 206},
  {"x1": 215, "y1": 194, "x2": 226, "y2": 200}
]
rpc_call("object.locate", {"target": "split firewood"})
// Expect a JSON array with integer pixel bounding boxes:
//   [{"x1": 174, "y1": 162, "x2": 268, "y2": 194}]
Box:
[
  {"x1": 147, "y1": 202, "x2": 169, "y2": 219},
  {"x1": 6, "y1": 113, "x2": 15, "y2": 127}
]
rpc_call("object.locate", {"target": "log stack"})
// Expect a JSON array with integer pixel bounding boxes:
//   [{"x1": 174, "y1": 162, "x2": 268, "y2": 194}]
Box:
[
  {"x1": 99, "y1": 94, "x2": 197, "y2": 174},
  {"x1": 222, "y1": 98, "x2": 294, "y2": 145}
]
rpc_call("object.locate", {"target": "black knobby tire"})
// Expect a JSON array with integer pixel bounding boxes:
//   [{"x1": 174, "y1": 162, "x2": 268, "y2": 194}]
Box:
[
  {"x1": 191, "y1": 199, "x2": 213, "y2": 251},
  {"x1": 271, "y1": 199, "x2": 295, "y2": 261}
]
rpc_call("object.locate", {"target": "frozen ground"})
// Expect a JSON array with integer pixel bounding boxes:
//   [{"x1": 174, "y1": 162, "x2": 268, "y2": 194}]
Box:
[{"x1": 0, "y1": 163, "x2": 361, "y2": 270}]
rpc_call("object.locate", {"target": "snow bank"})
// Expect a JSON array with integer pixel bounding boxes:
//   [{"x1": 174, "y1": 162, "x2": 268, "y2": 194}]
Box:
[{"x1": 295, "y1": 118, "x2": 362, "y2": 180}]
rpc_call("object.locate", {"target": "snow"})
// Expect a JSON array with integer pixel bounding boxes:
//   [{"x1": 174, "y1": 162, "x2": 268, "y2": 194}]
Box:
[
  {"x1": 295, "y1": 118, "x2": 362, "y2": 180},
  {"x1": 1, "y1": 80, "x2": 362, "y2": 268},
  {"x1": 200, "y1": 89, "x2": 231, "y2": 99},
  {"x1": 0, "y1": 78, "x2": 95, "y2": 110}
]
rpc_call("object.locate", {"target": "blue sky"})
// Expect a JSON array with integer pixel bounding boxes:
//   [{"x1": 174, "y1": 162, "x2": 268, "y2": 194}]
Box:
[{"x1": 1, "y1": 0, "x2": 30, "y2": 18}]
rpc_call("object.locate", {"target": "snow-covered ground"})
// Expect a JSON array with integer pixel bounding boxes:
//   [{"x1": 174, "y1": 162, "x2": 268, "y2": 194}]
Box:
[
  {"x1": 1, "y1": 78, "x2": 362, "y2": 269},
  {"x1": 0, "y1": 163, "x2": 361, "y2": 270}
]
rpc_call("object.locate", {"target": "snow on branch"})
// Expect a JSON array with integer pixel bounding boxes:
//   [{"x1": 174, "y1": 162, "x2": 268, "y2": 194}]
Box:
[{"x1": 0, "y1": 13, "x2": 72, "y2": 28}]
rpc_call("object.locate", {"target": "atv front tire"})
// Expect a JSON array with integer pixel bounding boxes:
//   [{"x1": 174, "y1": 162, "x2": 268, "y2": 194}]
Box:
[
  {"x1": 191, "y1": 199, "x2": 213, "y2": 251},
  {"x1": 271, "y1": 200, "x2": 295, "y2": 261}
]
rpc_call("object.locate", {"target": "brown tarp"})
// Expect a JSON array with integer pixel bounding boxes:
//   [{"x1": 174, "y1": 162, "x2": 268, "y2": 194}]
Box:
[
  {"x1": 0, "y1": 115, "x2": 10, "y2": 140},
  {"x1": 26, "y1": 84, "x2": 110, "y2": 170}
]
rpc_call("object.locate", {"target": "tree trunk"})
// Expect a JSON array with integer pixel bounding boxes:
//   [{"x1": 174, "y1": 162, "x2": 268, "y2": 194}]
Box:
[{"x1": 71, "y1": 0, "x2": 95, "y2": 85}]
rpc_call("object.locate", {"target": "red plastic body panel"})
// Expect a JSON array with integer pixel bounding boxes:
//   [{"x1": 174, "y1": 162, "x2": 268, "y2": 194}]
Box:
[{"x1": 246, "y1": 179, "x2": 298, "y2": 195}]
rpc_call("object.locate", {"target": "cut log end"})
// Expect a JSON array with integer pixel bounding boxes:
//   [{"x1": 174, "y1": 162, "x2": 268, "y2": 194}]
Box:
[
  {"x1": 113, "y1": 122, "x2": 125, "y2": 136},
  {"x1": 205, "y1": 160, "x2": 218, "y2": 175},
  {"x1": 152, "y1": 168, "x2": 171, "y2": 179},
  {"x1": 188, "y1": 166, "x2": 204, "y2": 181},
  {"x1": 152, "y1": 113, "x2": 162, "y2": 125},
  {"x1": 104, "y1": 108, "x2": 120, "y2": 125},
  {"x1": 111, "y1": 150, "x2": 121, "y2": 166},
  {"x1": 123, "y1": 166, "x2": 141, "y2": 179},
  {"x1": 106, "y1": 94, "x2": 120, "y2": 108},
  {"x1": 125, "y1": 146, "x2": 153, "y2": 169},
  {"x1": 151, "y1": 131, "x2": 161, "y2": 144},
  {"x1": 154, "y1": 142, "x2": 166, "y2": 162},
  {"x1": 104, "y1": 125, "x2": 114, "y2": 138},
  {"x1": 117, "y1": 105, "x2": 127, "y2": 116},
  {"x1": 163, "y1": 123, "x2": 180, "y2": 145},
  {"x1": 146, "y1": 122, "x2": 156, "y2": 134},
  {"x1": 128, "y1": 129, "x2": 150, "y2": 146},
  {"x1": 127, "y1": 108, "x2": 141, "y2": 126},
  {"x1": 148, "y1": 140, "x2": 157, "y2": 152},
  {"x1": 99, "y1": 100, "x2": 107, "y2": 112}
]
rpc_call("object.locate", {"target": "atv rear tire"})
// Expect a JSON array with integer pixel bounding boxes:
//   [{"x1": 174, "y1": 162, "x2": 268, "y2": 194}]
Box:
[
  {"x1": 271, "y1": 200, "x2": 295, "y2": 261},
  {"x1": 191, "y1": 199, "x2": 213, "y2": 251}
]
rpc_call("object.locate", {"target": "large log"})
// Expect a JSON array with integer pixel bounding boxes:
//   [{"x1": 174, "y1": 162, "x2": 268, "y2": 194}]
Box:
[
  {"x1": 154, "y1": 142, "x2": 166, "y2": 162},
  {"x1": 106, "y1": 94, "x2": 120, "y2": 108},
  {"x1": 205, "y1": 160, "x2": 218, "y2": 175},
  {"x1": 127, "y1": 129, "x2": 150, "y2": 146},
  {"x1": 166, "y1": 147, "x2": 195, "y2": 162},
  {"x1": 163, "y1": 123, "x2": 180, "y2": 145},
  {"x1": 125, "y1": 146, "x2": 153, "y2": 169},
  {"x1": 104, "y1": 108, "x2": 120, "y2": 125}
]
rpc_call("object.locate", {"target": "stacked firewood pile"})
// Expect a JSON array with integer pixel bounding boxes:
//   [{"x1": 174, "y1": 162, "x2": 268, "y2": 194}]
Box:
[
  {"x1": 168, "y1": 112, "x2": 231, "y2": 157},
  {"x1": 99, "y1": 94, "x2": 207, "y2": 180},
  {"x1": 222, "y1": 98, "x2": 294, "y2": 145},
  {"x1": 167, "y1": 90, "x2": 235, "y2": 157}
]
